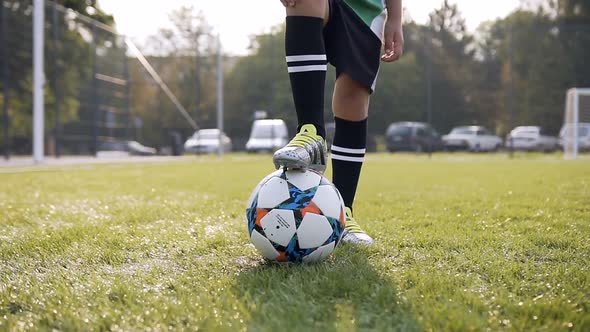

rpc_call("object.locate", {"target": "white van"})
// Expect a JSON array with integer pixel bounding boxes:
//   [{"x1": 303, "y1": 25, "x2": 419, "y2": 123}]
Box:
[
  {"x1": 245, "y1": 119, "x2": 289, "y2": 152},
  {"x1": 559, "y1": 122, "x2": 590, "y2": 151}
]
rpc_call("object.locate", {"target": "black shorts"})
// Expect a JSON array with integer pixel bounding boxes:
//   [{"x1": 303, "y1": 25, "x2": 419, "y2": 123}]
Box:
[{"x1": 324, "y1": 0, "x2": 384, "y2": 93}]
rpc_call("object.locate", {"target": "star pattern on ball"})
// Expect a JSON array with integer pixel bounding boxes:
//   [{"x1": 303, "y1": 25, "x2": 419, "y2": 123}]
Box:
[{"x1": 277, "y1": 182, "x2": 318, "y2": 211}]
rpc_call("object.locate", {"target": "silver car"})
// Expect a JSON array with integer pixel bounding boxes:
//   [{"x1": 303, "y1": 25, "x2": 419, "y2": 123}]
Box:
[
  {"x1": 505, "y1": 126, "x2": 558, "y2": 152},
  {"x1": 184, "y1": 129, "x2": 232, "y2": 154},
  {"x1": 245, "y1": 119, "x2": 289, "y2": 153},
  {"x1": 559, "y1": 122, "x2": 590, "y2": 151},
  {"x1": 442, "y1": 126, "x2": 503, "y2": 152}
]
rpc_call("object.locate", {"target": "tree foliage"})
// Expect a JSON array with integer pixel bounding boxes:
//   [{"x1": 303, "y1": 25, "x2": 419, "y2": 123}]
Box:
[{"x1": 131, "y1": 6, "x2": 218, "y2": 147}]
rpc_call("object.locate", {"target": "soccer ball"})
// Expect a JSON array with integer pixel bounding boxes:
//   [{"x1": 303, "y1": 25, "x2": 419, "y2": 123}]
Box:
[{"x1": 246, "y1": 169, "x2": 346, "y2": 263}]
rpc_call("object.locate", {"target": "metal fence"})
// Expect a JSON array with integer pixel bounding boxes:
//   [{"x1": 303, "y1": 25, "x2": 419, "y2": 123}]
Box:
[
  {"x1": 1, "y1": 0, "x2": 200, "y2": 159},
  {"x1": 1, "y1": 0, "x2": 133, "y2": 157}
]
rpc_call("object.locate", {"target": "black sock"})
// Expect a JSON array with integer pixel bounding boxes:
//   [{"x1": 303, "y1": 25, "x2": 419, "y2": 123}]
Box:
[
  {"x1": 331, "y1": 117, "x2": 367, "y2": 209},
  {"x1": 285, "y1": 16, "x2": 327, "y2": 138}
]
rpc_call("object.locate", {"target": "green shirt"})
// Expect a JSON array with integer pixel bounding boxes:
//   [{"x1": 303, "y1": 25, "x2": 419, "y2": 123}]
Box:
[
  {"x1": 344, "y1": 0, "x2": 387, "y2": 40},
  {"x1": 344, "y1": 0, "x2": 386, "y2": 27}
]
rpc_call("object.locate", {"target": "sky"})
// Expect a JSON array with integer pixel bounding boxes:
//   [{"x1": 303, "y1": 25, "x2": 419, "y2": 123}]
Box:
[{"x1": 98, "y1": 0, "x2": 523, "y2": 55}]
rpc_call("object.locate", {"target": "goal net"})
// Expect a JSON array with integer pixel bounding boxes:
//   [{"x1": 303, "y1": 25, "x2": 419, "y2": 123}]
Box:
[{"x1": 563, "y1": 88, "x2": 590, "y2": 159}]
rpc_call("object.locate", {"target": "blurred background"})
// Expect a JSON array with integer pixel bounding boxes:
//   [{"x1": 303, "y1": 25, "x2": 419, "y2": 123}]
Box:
[{"x1": 0, "y1": 0, "x2": 589, "y2": 159}]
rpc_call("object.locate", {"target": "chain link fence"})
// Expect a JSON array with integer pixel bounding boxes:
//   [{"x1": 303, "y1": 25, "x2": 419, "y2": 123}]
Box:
[
  {"x1": 2, "y1": 1, "x2": 128, "y2": 157},
  {"x1": 0, "y1": 0, "x2": 195, "y2": 159}
]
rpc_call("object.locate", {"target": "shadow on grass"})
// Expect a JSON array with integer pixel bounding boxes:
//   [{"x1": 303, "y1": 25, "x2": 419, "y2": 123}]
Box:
[{"x1": 235, "y1": 244, "x2": 420, "y2": 331}]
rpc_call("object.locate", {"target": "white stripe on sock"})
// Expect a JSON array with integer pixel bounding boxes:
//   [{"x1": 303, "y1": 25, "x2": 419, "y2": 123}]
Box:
[
  {"x1": 331, "y1": 145, "x2": 366, "y2": 154},
  {"x1": 331, "y1": 154, "x2": 365, "y2": 163},
  {"x1": 286, "y1": 54, "x2": 327, "y2": 62},
  {"x1": 287, "y1": 65, "x2": 328, "y2": 73}
]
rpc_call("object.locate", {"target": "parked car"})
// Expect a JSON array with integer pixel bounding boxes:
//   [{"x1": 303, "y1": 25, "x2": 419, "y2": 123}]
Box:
[
  {"x1": 442, "y1": 126, "x2": 503, "y2": 152},
  {"x1": 245, "y1": 119, "x2": 289, "y2": 152},
  {"x1": 559, "y1": 122, "x2": 590, "y2": 151},
  {"x1": 97, "y1": 140, "x2": 156, "y2": 156},
  {"x1": 385, "y1": 122, "x2": 443, "y2": 152},
  {"x1": 127, "y1": 141, "x2": 157, "y2": 156},
  {"x1": 505, "y1": 126, "x2": 558, "y2": 152},
  {"x1": 184, "y1": 129, "x2": 232, "y2": 154}
]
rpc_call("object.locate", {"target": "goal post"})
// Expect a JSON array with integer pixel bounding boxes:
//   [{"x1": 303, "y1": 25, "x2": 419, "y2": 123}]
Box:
[
  {"x1": 563, "y1": 88, "x2": 590, "y2": 159},
  {"x1": 25, "y1": 1, "x2": 201, "y2": 162}
]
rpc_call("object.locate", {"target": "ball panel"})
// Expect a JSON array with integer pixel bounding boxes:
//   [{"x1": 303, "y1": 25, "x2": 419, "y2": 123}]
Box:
[
  {"x1": 255, "y1": 208, "x2": 269, "y2": 229},
  {"x1": 325, "y1": 216, "x2": 345, "y2": 245},
  {"x1": 300, "y1": 201, "x2": 321, "y2": 219},
  {"x1": 246, "y1": 192, "x2": 258, "y2": 212},
  {"x1": 283, "y1": 237, "x2": 314, "y2": 262},
  {"x1": 246, "y1": 207, "x2": 257, "y2": 235},
  {"x1": 302, "y1": 241, "x2": 336, "y2": 263},
  {"x1": 297, "y1": 213, "x2": 334, "y2": 249},
  {"x1": 257, "y1": 176, "x2": 290, "y2": 209},
  {"x1": 313, "y1": 184, "x2": 344, "y2": 220},
  {"x1": 260, "y1": 209, "x2": 297, "y2": 247},
  {"x1": 246, "y1": 170, "x2": 283, "y2": 208},
  {"x1": 336, "y1": 189, "x2": 347, "y2": 229},
  {"x1": 250, "y1": 229, "x2": 280, "y2": 260},
  {"x1": 319, "y1": 175, "x2": 333, "y2": 186},
  {"x1": 277, "y1": 184, "x2": 317, "y2": 212},
  {"x1": 246, "y1": 195, "x2": 260, "y2": 236},
  {"x1": 276, "y1": 251, "x2": 289, "y2": 262},
  {"x1": 285, "y1": 169, "x2": 321, "y2": 191}
]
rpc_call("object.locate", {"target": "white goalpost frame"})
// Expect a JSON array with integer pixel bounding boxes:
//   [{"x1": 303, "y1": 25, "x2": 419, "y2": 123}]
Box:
[
  {"x1": 33, "y1": 0, "x2": 45, "y2": 163},
  {"x1": 564, "y1": 87, "x2": 590, "y2": 160}
]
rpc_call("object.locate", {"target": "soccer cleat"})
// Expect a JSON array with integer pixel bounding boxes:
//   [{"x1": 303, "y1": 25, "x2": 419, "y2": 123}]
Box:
[
  {"x1": 273, "y1": 124, "x2": 328, "y2": 173},
  {"x1": 341, "y1": 207, "x2": 374, "y2": 245}
]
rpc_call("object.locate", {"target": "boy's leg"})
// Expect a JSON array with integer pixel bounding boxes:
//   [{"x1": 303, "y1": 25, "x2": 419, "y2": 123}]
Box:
[
  {"x1": 273, "y1": 0, "x2": 330, "y2": 172},
  {"x1": 284, "y1": 0, "x2": 329, "y2": 23},
  {"x1": 331, "y1": 73, "x2": 373, "y2": 245},
  {"x1": 285, "y1": 0, "x2": 329, "y2": 136}
]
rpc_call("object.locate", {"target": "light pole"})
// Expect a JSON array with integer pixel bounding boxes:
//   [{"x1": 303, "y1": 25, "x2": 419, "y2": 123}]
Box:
[{"x1": 33, "y1": 0, "x2": 45, "y2": 163}]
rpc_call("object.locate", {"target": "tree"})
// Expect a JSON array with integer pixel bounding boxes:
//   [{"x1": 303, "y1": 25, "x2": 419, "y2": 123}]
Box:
[
  {"x1": 370, "y1": 51, "x2": 427, "y2": 135},
  {"x1": 59, "y1": 0, "x2": 113, "y2": 25},
  {"x1": 556, "y1": 0, "x2": 590, "y2": 87},
  {"x1": 478, "y1": 5, "x2": 581, "y2": 135},
  {"x1": 422, "y1": 1, "x2": 479, "y2": 133},
  {"x1": 224, "y1": 26, "x2": 295, "y2": 142},
  {"x1": 134, "y1": 6, "x2": 218, "y2": 147},
  {"x1": 558, "y1": 0, "x2": 590, "y2": 18}
]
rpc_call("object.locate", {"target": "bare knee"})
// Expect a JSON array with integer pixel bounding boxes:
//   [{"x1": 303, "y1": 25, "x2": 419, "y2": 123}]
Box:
[
  {"x1": 286, "y1": 0, "x2": 329, "y2": 22},
  {"x1": 333, "y1": 74, "x2": 370, "y2": 121}
]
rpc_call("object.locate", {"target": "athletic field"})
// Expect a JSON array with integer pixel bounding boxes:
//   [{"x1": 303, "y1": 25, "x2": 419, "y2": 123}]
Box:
[{"x1": 1, "y1": 154, "x2": 588, "y2": 331}]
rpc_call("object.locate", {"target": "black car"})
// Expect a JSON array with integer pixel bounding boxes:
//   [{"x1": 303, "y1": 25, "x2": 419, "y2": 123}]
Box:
[{"x1": 385, "y1": 122, "x2": 443, "y2": 152}]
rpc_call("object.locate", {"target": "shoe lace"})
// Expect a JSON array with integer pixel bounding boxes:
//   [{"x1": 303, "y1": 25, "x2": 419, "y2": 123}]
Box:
[
  {"x1": 287, "y1": 133, "x2": 319, "y2": 148},
  {"x1": 345, "y1": 209, "x2": 364, "y2": 233}
]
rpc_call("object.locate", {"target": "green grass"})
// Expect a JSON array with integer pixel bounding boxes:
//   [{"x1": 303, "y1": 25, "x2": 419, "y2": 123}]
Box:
[{"x1": 0, "y1": 153, "x2": 589, "y2": 331}]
